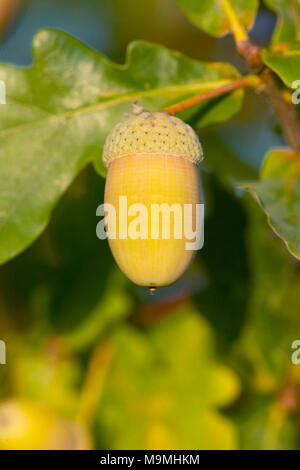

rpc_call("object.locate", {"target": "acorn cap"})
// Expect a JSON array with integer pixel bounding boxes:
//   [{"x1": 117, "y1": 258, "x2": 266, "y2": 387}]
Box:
[{"x1": 102, "y1": 111, "x2": 203, "y2": 167}]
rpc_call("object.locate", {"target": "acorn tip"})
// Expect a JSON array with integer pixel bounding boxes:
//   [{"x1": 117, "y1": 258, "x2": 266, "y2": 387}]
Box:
[
  {"x1": 149, "y1": 287, "x2": 156, "y2": 296},
  {"x1": 132, "y1": 102, "x2": 145, "y2": 116}
]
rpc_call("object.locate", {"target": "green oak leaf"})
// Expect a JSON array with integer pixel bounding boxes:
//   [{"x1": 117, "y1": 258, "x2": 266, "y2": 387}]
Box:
[
  {"x1": 0, "y1": 28, "x2": 242, "y2": 265},
  {"x1": 234, "y1": 195, "x2": 294, "y2": 390},
  {"x1": 176, "y1": 0, "x2": 258, "y2": 37},
  {"x1": 242, "y1": 148, "x2": 300, "y2": 260},
  {"x1": 264, "y1": 0, "x2": 300, "y2": 46},
  {"x1": 263, "y1": 42, "x2": 300, "y2": 88},
  {"x1": 263, "y1": 1, "x2": 300, "y2": 88},
  {"x1": 96, "y1": 306, "x2": 240, "y2": 450},
  {"x1": 232, "y1": 196, "x2": 300, "y2": 449}
]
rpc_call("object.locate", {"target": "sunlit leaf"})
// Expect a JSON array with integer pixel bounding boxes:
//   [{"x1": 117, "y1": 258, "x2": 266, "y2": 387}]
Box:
[
  {"x1": 96, "y1": 305, "x2": 240, "y2": 450},
  {"x1": 263, "y1": 42, "x2": 300, "y2": 88},
  {"x1": 176, "y1": 0, "x2": 258, "y2": 37},
  {"x1": 256, "y1": 1, "x2": 300, "y2": 87},
  {"x1": 264, "y1": 0, "x2": 300, "y2": 46}
]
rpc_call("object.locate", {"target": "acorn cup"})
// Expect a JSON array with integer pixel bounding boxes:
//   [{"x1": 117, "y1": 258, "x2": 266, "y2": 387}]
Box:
[{"x1": 102, "y1": 108, "x2": 203, "y2": 291}]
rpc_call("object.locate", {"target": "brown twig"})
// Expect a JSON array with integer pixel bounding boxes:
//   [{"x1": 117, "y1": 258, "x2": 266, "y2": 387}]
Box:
[
  {"x1": 259, "y1": 68, "x2": 300, "y2": 151},
  {"x1": 162, "y1": 76, "x2": 259, "y2": 115},
  {"x1": 237, "y1": 40, "x2": 300, "y2": 151},
  {"x1": 237, "y1": 40, "x2": 264, "y2": 72},
  {"x1": 162, "y1": 37, "x2": 300, "y2": 152}
]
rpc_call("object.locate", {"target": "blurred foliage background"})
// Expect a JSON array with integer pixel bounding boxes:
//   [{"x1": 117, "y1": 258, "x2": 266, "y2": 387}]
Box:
[{"x1": 0, "y1": 0, "x2": 300, "y2": 450}]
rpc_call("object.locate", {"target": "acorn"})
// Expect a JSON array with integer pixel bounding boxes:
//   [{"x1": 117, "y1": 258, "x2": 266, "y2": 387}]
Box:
[
  {"x1": 0, "y1": 400, "x2": 91, "y2": 450},
  {"x1": 102, "y1": 106, "x2": 203, "y2": 291}
]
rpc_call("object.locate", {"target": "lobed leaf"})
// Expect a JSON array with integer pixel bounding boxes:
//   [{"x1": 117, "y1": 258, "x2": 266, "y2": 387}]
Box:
[
  {"x1": 242, "y1": 148, "x2": 300, "y2": 259},
  {"x1": 176, "y1": 0, "x2": 258, "y2": 37},
  {"x1": 0, "y1": 29, "x2": 242, "y2": 265},
  {"x1": 263, "y1": 42, "x2": 300, "y2": 88}
]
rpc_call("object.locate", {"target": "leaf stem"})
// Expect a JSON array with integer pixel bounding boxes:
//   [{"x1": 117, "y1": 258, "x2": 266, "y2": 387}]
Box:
[
  {"x1": 163, "y1": 6, "x2": 300, "y2": 151},
  {"x1": 220, "y1": 0, "x2": 249, "y2": 42},
  {"x1": 162, "y1": 75, "x2": 259, "y2": 115}
]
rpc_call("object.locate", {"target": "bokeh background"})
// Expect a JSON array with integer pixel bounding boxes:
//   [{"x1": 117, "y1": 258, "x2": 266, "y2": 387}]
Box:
[{"x1": 0, "y1": 0, "x2": 300, "y2": 450}]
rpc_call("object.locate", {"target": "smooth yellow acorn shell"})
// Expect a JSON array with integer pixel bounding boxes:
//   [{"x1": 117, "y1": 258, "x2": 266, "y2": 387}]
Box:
[{"x1": 103, "y1": 111, "x2": 203, "y2": 288}]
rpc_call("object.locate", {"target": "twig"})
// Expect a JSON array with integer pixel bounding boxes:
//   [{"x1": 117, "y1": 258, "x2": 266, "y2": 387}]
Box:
[
  {"x1": 236, "y1": 40, "x2": 300, "y2": 151},
  {"x1": 162, "y1": 75, "x2": 259, "y2": 115},
  {"x1": 259, "y1": 68, "x2": 300, "y2": 151},
  {"x1": 163, "y1": 6, "x2": 300, "y2": 152},
  {"x1": 237, "y1": 40, "x2": 264, "y2": 72}
]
